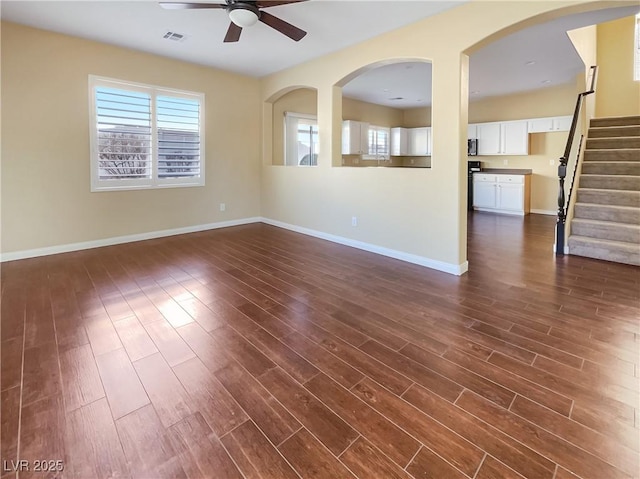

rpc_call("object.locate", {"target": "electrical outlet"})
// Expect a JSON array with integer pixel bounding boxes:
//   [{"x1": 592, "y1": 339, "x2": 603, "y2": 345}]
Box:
[
  {"x1": 351, "y1": 216, "x2": 358, "y2": 227},
  {"x1": 503, "y1": 159, "x2": 509, "y2": 165},
  {"x1": 219, "y1": 203, "x2": 226, "y2": 212},
  {"x1": 549, "y1": 159, "x2": 555, "y2": 165}
]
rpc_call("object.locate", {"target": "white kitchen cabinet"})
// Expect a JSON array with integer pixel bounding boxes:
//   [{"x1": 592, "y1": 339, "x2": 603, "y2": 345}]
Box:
[
  {"x1": 473, "y1": 173, "x2": 530, "y2": 215},
  {"x1": 527, "y1": 115, "x2": 573, "y2": 133},
  {"x1": 468, "y1": 124, "x2": 478, "y2": 139},
  {"x1": 342, "y1": 120, "x2": 369, "y2": 155},
  {"x1": 390, "y1": 127, "x2": 408, "y2": 156},
  {"x1": 476, "y1": 121, "x2": 528, "y2": 155},
  {"x1": 407, "y1": 127, "x2": 431, "y2": 156}
]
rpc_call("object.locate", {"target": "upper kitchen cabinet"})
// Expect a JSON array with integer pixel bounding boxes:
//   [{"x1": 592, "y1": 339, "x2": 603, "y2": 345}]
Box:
[
  {"x1": 408, "y1": 127, "x2": 431, "y2": 156},
  {"x1": 476, "y1": 120, "x2": 528, "y2": 155},
  {"x1": 342, "y1": 120, "x2": 369, "y2": 155},
  {"x1": 391, "y1": 127, "x2": 408, "y2": 156},
  {"x1": 527, "y1": 115, "x2": 573, "y2": 133}
]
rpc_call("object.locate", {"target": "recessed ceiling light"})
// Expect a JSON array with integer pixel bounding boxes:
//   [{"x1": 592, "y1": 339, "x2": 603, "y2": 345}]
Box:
[
  {"x1": 541, "y1": 79, "x2": 551, "y2": 84},
  {"x1": 383, "y1": 88, "x2": 390, "y2": 92},
  {"x1": 525, "y1": 61, "x2": 536, "y2": 66},
  {"x1": 471, "y1": 90, "x2": 480, "y2": 95}
]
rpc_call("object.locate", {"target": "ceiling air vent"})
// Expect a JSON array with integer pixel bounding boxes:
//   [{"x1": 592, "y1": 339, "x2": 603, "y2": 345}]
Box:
[
  {"x1": 163, "y1": 31, "x2": 187, "y2": 42},
  {"x1": 388, "y1": 97, "x2": 404, "y2": 101}
]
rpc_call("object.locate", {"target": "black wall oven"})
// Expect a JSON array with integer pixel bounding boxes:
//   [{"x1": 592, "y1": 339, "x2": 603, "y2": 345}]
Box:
[{"x1": 468, "y1": 160, "x2": 482, "y2": 211}]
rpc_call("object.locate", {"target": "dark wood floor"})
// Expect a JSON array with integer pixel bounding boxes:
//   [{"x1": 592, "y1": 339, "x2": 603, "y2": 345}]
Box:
[{"x1": 1, "y1": 212, "x2": 638, "y2": 479}]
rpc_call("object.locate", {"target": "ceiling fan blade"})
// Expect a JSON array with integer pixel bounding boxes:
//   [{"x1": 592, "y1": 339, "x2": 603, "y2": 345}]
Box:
[
  {"x1": 255, "y1": 0, "x2": 306, "y2": 8},
  {"x1": 159, "y1": 2, "x2": 227, "y2": 10},
  {"x1": 223, "y1": 22, "x2": 242, "y2": 42},
  {"x1": 259, "y1": 11, "x2": 306, "y2": 41}
]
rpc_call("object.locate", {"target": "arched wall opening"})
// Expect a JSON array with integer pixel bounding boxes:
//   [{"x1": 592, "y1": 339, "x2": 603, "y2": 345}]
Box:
[
  {"x1": 338, "y1": 60, "x2": 433, "y2": 168},
  {"x1": 269, "y1": 87, "x2": 319, "y2": 167}
]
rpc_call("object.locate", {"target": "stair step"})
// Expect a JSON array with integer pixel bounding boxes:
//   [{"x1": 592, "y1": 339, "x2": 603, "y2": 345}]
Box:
[
  {"x1": 586, "y1": 137, "x2": 640, "y2": 149},
  {"x1": 574, "y1": 202, "x2": 640, "y2": 223},
  {"x1": 588, "y1": 125, "x2": 640, "y2": 138},
  {"x1": 590, "y1": 116, "x2": 640, "y2": 128},
  {"x1": 581, "y1": 162, "x2": 640, "y2": 175},
  {"x1": 571, "y1": 218, "x2": 640, "y2": 243},
  {"x1": 568, "y1": 236, "x2": 640, "y2": 266},
  {"x1": 579, "y1": 174, "x2": 640, "y2": 191},
  {"x1": 583, "y1": 149, "x2": 640, "y2": 162},
  {"x1": 577, "y1": 188, "x2": 640, "y2": 207}
]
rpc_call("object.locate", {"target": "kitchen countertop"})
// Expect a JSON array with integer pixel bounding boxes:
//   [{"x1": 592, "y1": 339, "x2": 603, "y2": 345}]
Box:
[{"x1": 477, "y1": 168, "x2": 532, "y2": 175}]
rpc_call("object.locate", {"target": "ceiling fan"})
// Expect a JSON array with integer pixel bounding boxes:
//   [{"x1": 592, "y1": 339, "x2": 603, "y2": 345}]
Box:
[{"x1": 160, "y1": 0, "x2": 307, "y2": 43}]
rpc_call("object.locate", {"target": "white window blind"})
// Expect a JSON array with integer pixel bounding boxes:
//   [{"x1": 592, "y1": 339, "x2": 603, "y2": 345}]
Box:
[
  {"x1": 365, "y1": 126, "x2": 390, "y2": 160},
  {"x1": 284, "y1": 112, "x2": 318, "y2": 166},
  {"x1": 90, "y1": 76, "x2": 204, "y2": 191}
]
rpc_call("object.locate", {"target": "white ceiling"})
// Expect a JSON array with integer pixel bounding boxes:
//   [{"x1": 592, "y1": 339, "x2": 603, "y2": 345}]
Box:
[
  {"x1": 2, "y1": 1, "x2": 639, "y2": 108},
  {"x1": 342, "y1": 4, "x2": 639, "y2": 108},
  {"x1": 0, "y1": 0, "x2": 465, "y2": 77}
]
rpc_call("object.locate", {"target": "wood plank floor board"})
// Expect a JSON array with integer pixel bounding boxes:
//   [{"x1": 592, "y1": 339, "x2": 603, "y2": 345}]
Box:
[
  {"x1": 172, "y1": 357, "x2": 248, "y2": 437},
  {"x1": 258, "y1": 368, "x2": 358, "y2": 456},
  {"x1": 64, "y1": 398, "x2": 129, "y2": 479},
  {"x1": 115, "y1": 404, "x2": 186, "y2": 479},
  {"x1": 59, "y1": 344, "x2": 105, "y2": 412},
  {"x1": 94, "y1": 348, "x2": 149, "y2": 420},
  {"x1": 351, "y1": 377, "x2": 485, "y2": 477},
  {"x1": 1, "y1": 214, "x2": 637, "y2": 479},
  {"x1": 278, "y1": 428, "x2": 356, "y2": 479},
  {"x1": 456, "y1": 390, "x2": 633, "y2": 479},
  {"x1": 402, "y1": 383, "x2": 556, "y2": 479},
  {"x1": 305, "y1": 373, "x2": 421, "y2": 468},
  {"x1": 112, "y1": 315, "x2": 159, "y2": 362},
  {"x1": 214, "y1": 362, "x2": 302, "y2": 446},
  {"x1": 1, "y1": 387, "x2": 21, "y2": 465},
  {"x1": 338, "y1": 437, "x2": 413, "y2": 479},
  {"x1": 166, "y1": 412, "x2": 244, "y2": 479},
  {"x1": 219, "y1": 420, "x2": 300, "y2": 479},
  {"x1": 133, "y1": 352, "x2": 193, "y2": 428},
  {"x1": 144, "y1": 318, "x2": 197, "y2": 367}
]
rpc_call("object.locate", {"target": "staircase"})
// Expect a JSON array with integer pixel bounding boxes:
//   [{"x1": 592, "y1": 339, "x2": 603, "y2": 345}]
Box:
[{"x1": 568, "y1": 115, "x2": 640, "y2": 266}]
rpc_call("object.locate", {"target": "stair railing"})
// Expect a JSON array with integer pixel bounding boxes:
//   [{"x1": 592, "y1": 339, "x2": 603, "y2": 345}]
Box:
[
  {"x1": 566, "y1": 135, "x2": 585, "y2": 214},
  {"x1": 555, "y1": 65, "x2": 598, "y2": 255}
]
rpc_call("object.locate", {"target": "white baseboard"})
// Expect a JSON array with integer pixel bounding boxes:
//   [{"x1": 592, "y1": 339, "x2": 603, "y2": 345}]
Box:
[
  {"x1": 261, "y1": 217, "x2": 468, "y2": 276},
  {"x1": 531, "y1": 209, "x2": 557, "y2": 216},
  {"x1": 1, "y1": 216, "x2": 469, "y2": 276},
  {"x1": 0, "y1": 217, "x2": 262, "y2": 262}
]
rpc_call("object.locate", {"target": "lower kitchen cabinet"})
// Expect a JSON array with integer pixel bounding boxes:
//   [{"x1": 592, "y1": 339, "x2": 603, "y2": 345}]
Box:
[{"x1": 473, "y1": 173, "x2": 531, "y2": 215}]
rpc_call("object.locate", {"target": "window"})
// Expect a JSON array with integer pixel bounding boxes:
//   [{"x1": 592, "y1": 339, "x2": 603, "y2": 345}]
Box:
[
  {"x1": 284, "y1": 112, "x2": 318, "y2": 166},
  {"x1": 89, "y1": 76, "x2": 205, "y2": 191},
  {"x1": 364, "y1": 125, "x2": 390, "y2": 161},
  {"x1": 635, "y1": 13, "x2": 640, "y2": 81}
]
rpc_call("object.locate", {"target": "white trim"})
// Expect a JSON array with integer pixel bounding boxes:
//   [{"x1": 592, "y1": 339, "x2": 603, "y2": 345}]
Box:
[
  {"x1": 530, "y1": 209, "x2": 556, "y2": 216},
  {"x1": 1, "y1": 217, "x2": 261, "y2": 262},
  {"x1": 553, "y1": 243, "x2": 570, "y2": 254},
  {"x1": 260, "y1": 218, "x2": 468, "y2": 276}
]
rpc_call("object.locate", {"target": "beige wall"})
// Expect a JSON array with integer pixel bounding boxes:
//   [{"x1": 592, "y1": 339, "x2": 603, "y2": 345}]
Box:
[
  {"x1": 402, "y1": 107, "x2": 432, "y2": 128},
  {"x1": 1, "y1": 22, "x2": 262, "y2": 254},
  {"x1": 260, "y1": 1, "x2": 616, "y2": 273},
  {"x1": 343, "y1": 97, "x2": 404, "y2": 127},
  {"x1": 469, "y1": 83, "x2": 577, "y2": 123},
  {"x1": 596, "y1": 15, "x2": 640, "y2": 117},
  {"x1": 272, "y1": 88, "x2": 317, "y2": 166}
]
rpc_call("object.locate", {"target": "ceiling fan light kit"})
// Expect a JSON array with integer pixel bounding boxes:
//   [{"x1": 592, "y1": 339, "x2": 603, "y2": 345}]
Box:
[
  {"x1": 228, "y1": 4, "x2": 259, "y2": 28},
  {"x1": 159, "y1": 0, "x2": 307, "y2": 43}
]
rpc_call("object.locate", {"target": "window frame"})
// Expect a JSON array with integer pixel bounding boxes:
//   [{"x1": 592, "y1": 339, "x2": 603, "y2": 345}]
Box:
[
  {"x1": 363, "y1": 125, "x2": 391, "y2": 161},
  {"x1": 283, "y1": 111, "x2": 319, "y2": 167},
  {"x1": 89, "y1": 75, "x2": 205, "y2": 192}
]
